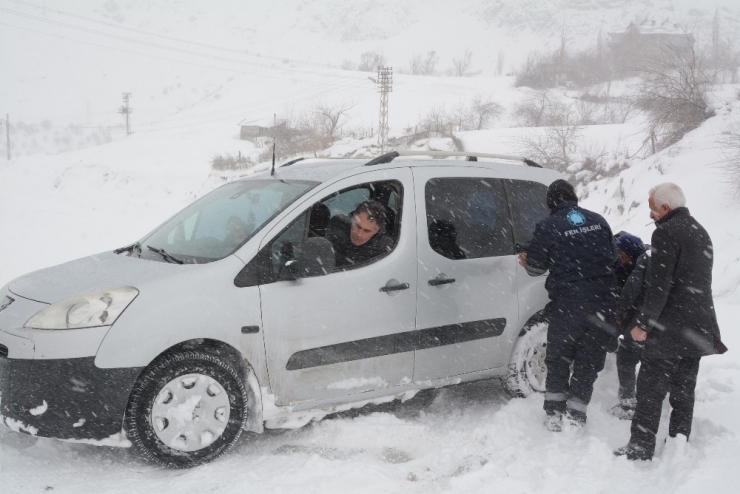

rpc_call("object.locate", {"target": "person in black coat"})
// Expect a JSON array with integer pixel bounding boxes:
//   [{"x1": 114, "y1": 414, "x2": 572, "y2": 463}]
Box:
[
  {"x1": 615, "y1": 183, "x2": 728, "y2": 461},
  {"x1": 325, "y1": 200, "x2": 393, "y2": 268},
  {"x1": 519, "y1": 179, "x2": 617, "y2": 431}
]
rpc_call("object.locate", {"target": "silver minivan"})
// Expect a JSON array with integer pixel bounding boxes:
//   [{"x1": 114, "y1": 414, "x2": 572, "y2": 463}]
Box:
[{"x1": 0, "y1": 151, "x2": 561, "y2": 467}]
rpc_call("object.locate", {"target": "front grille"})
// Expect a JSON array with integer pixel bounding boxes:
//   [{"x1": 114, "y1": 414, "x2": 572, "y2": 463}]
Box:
[{"x1": 0, "y1": 344, "x2": 8, "y2": 358}]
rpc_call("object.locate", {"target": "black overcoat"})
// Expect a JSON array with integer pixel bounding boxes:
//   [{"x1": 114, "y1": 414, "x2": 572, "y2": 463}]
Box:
[{"x1": 636, "y1": 207, "x2": 727, "y2": 358}]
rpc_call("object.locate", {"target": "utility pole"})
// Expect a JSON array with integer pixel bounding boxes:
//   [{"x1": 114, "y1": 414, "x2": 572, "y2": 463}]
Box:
[
  {"x1": 5, "y1": 114, "x2": 10, "y2": 161},
  {"x1": 376, "y1": 66, "x2": 393, "y2": 153},
  {"x1": 118, "y1": 93, "x2": 133, "y2": 135}
]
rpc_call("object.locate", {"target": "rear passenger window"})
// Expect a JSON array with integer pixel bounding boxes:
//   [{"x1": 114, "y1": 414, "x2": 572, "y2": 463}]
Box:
[
  {"x1": 425, "y1": 178, "x2": 513, "y2": 259},
  {"x1": 504, "y1": 180, "x2": 549, "y2": 246}
]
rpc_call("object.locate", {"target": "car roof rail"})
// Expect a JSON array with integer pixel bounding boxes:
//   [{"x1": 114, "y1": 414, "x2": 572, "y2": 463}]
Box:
[{"x1": 364, "y1": 151, "x2": 542, "y2": 168}]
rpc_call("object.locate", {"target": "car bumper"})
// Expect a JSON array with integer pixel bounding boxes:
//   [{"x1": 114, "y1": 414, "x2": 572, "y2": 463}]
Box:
[{"x1": 0, "y1": 355, "x2": 143, "y2": 440}]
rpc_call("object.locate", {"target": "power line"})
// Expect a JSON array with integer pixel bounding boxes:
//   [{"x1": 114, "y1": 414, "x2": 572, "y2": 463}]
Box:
[
  {"x1": 0, "y1": 21, "x2": 368, "y2": 92},
  {"x1": 9, "y1": 0, "x2": 338, "y2": 70},
  {"x1": 0, "y1": 19, "x2": 365, "y2": 87},
  {"x1": 136, "y1": 86, "x2": 371, "y2": 134},
  {"x1": 0, "y1": 7, "x2": 364, "y2": 83},
  {"x1": 135, "y1": 79, "x2": 369, "y2": 128}
]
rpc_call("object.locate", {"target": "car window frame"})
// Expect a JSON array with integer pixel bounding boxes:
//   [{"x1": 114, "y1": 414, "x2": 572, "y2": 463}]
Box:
[
  {"x1": 424, "y1": 176, "x2": 515, "y2": 261},
  {"x1": 236, "y1": 179, "x2": 404, "y2": 287},
  {"x1": 502, "y1": 178, "x2": 550, "y2": 248}
]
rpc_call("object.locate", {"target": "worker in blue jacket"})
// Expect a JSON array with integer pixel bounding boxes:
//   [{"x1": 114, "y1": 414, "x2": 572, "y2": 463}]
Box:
[{"x1": 519, "y1": 179, "x2": 617, "y2": 431}]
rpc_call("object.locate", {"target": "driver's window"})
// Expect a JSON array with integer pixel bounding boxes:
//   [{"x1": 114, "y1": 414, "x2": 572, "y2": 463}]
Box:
[
  {"x1": 270, "y1": 211, "x2": 308, "y2": 277},
  {"x1": 266, "y1": 180, "x2": 403, "y2": 280}
]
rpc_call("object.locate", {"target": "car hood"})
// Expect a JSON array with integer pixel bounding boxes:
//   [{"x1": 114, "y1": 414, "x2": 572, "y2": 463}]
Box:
[{"x1": 8, "y1": 251, "x2": 185, "y2": 304}]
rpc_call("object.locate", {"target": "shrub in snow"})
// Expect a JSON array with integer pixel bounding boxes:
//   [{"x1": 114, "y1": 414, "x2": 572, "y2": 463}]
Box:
[{"x1": 211, "y1": 154, "x2": 254, "y2": 171}]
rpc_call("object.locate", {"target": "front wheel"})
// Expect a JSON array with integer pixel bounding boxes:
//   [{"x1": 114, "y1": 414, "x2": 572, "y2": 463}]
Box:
[
  {"x1": 501, "y1": 321, "x2": 548, "y2": 398},
  {"x1": 125, "y1": 351, "x2": 248, "y2": 468}
]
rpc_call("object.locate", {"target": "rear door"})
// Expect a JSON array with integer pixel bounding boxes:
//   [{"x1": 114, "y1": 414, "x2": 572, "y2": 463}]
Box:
[{"x1": 412, "y1": 166, "x2": 520, "y2": 381}]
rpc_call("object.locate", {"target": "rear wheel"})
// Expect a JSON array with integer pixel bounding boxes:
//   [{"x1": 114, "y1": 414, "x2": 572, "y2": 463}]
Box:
[
  {"x1": 502, "y1": 321, "x2": 548, "y2": 398},
  {"x1": 125, "y1": 350, "x2": 247, "y2": 468}
]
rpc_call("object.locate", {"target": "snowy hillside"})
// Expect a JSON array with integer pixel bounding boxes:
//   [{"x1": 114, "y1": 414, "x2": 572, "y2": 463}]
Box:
[{"x1": 2, "y1": 1, "x2": 740, "y2": 493}]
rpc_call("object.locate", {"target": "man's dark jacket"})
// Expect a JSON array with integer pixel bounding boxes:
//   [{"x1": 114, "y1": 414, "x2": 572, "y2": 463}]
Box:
[
  {"x1": 325, "y1": 215, "x2": 392, "y2": 268},
  {"x1": 526, "y1": 201, "x2": 616, "y2": 302},
  {"x1": 617, "y1": 251, "x2": 650, "y2": 333},
  {"x1": 636, "y1": 207, "x2": 727, "y2": 358}
]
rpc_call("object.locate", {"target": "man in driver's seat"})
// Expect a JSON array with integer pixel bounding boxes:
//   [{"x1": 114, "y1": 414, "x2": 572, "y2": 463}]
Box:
[{"x1": 325, "y1": 200, "x2": 393, "y2": 268}]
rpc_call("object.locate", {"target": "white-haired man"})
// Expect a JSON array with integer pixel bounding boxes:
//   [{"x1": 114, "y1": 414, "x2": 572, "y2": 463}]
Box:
[{"x1": 615, "y1": 183, "x2": 727, "y2": 461}]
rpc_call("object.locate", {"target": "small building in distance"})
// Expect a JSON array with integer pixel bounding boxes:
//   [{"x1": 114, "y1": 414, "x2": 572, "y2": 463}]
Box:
[
  {"x1": 238, "y1": 118, "x2": 287, "y2": 142},
  {"x1": 608, "y1": 20, "x2": 694, "y2": 55}
]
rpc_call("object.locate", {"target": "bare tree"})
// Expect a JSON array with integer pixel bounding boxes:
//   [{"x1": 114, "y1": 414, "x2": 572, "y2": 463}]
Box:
[
  {"x1": 358, "y1": 50, "x2": 386, "y2": 72},
  {"x1": 515, "y1": 51, "x2": 559, "y2": 88},
  {"x1": 635, "y1": 37, "x2": 714, "y2": 150},
  {"x1": 496, "y1": 49, "x2": 506, "y2": 76},
  {"x1": 409, "y1": 51, "x2": 439, "y2": 75},
  {"x1": 424, "y1": 51, "x2": 439, "y2": 75},
  {"x1": 707, "y1": 8, "x2": 740, "y2": 83},
  {"x1": 469, "y1": 94, "x2": 503, "y2": 130},
  {"x1": 452, "y1": 49, "x2": 473, "y2": 77},
  {"x1": 259, "y1": 101, "x2": 356, "y2": 161},
  {"x1": 512, "y1": 90, "x2": 569, "y2": 127},
  {"x1": 575, "y1": 98, "x2": 599, "y2": 125},
  {"x1": 409, "y1": 53, "x2": 424, "y2": 75},
  {"x1": 517, "y1": 111, "x2": 582, "y2": 173},
  {"x1": 312, "y1": 100, "x2": 355, "y2": 146},
  {"x1": 602, "y1": 98, "x2": 634, "y2": 124}
]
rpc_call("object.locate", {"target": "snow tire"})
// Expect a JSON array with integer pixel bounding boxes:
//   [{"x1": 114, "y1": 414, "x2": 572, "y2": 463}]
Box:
[
  {"x1": 125, "y1": 350, "x2": 248, "y2": 469},
  {"x1": 501, "y1": 320, "x2": 548, "y2": 398}
]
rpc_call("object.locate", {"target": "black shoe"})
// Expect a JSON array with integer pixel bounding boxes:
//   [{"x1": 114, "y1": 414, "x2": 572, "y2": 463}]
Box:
[
  {"x1": 564, "y1": 408, "x2": 587, "y2": 427},
  {"x1": 614, "y1": 443, "x2": 652, "y2": 461},
  {"x1": 608, "y1": 403, "x2": 635, "y2": 420},
  {"x1": 544, "y1": 412, "x2": 562, "y2": 432}
]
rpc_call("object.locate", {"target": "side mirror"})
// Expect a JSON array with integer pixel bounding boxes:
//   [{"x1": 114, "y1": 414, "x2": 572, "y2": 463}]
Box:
[{"x1": 286, "y1": 237, "x2": 336, "y2": 279}]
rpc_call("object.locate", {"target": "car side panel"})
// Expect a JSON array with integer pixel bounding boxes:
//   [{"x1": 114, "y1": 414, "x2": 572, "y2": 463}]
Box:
[{"x1": 94, "y1": 255, "x2": 271, "y2": 390}]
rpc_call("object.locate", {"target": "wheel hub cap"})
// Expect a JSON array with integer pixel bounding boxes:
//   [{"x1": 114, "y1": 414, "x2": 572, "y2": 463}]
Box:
[
  {"x1": 524, "y1": 342, "x2": 548, "y2": 392},
  {"x1": 151, "y1": 373, "x2": 230, "y2": 452}
]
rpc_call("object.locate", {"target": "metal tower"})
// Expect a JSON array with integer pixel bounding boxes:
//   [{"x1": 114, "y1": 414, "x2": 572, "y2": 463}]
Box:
[{"x1": 376, "y1": 67, "x2": 393, "y2": 153}]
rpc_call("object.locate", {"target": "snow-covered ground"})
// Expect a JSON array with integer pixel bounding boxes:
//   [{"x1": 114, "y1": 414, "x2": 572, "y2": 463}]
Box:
[{"x1": 2, "y1": 1, "x2": 740, "y2": 492}]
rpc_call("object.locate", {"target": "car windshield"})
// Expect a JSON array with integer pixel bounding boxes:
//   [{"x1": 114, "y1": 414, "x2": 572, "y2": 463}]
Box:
[{"x1": 137, "y1": 179, "x2": 316, "y2": 264}]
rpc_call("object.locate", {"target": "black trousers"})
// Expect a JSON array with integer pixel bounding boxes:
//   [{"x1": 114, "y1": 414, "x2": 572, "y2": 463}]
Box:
[
  {"x1": 543, "y1": 300, "x2": 615, "y2": 419},
  {"x1": 629, "y1": 355, "x2": 701, "y2": 456},
  {"x1": 616, "y1": 338, "x2": 644, "y2": 401}
]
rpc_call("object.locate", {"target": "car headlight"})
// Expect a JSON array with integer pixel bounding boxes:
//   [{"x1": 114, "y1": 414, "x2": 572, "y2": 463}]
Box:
[{"x1": 24, "y1": 287, "x2": 139, "y2": 330}]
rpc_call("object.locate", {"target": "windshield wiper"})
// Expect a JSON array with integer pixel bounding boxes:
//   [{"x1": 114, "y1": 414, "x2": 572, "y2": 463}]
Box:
[
  {"x1": 114, "y1": 242, "x2": 142, "y2": 257},
  {"x1": 146, "y1": 245, "x2": 184, "y2": 264}
]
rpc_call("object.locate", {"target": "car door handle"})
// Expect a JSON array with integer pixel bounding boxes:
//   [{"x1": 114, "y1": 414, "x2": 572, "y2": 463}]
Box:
[
  {"x1": 380, "y1": 282, "x2": 410, "y2": 292},
  {"x1": 428, "y1": 277, "x2": 456, "y2": 286}
]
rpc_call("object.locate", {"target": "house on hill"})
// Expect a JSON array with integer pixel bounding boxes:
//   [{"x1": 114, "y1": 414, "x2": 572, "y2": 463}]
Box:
[
  {"x1": 608, "y1": 20, "x2": 694, "y2": 54},
  {"x1": 238, "y1": 118, "x2": 287, "y2": 142},
  {"x1": 607, "y1": 20, "x2": 694, "y2": 72}
]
